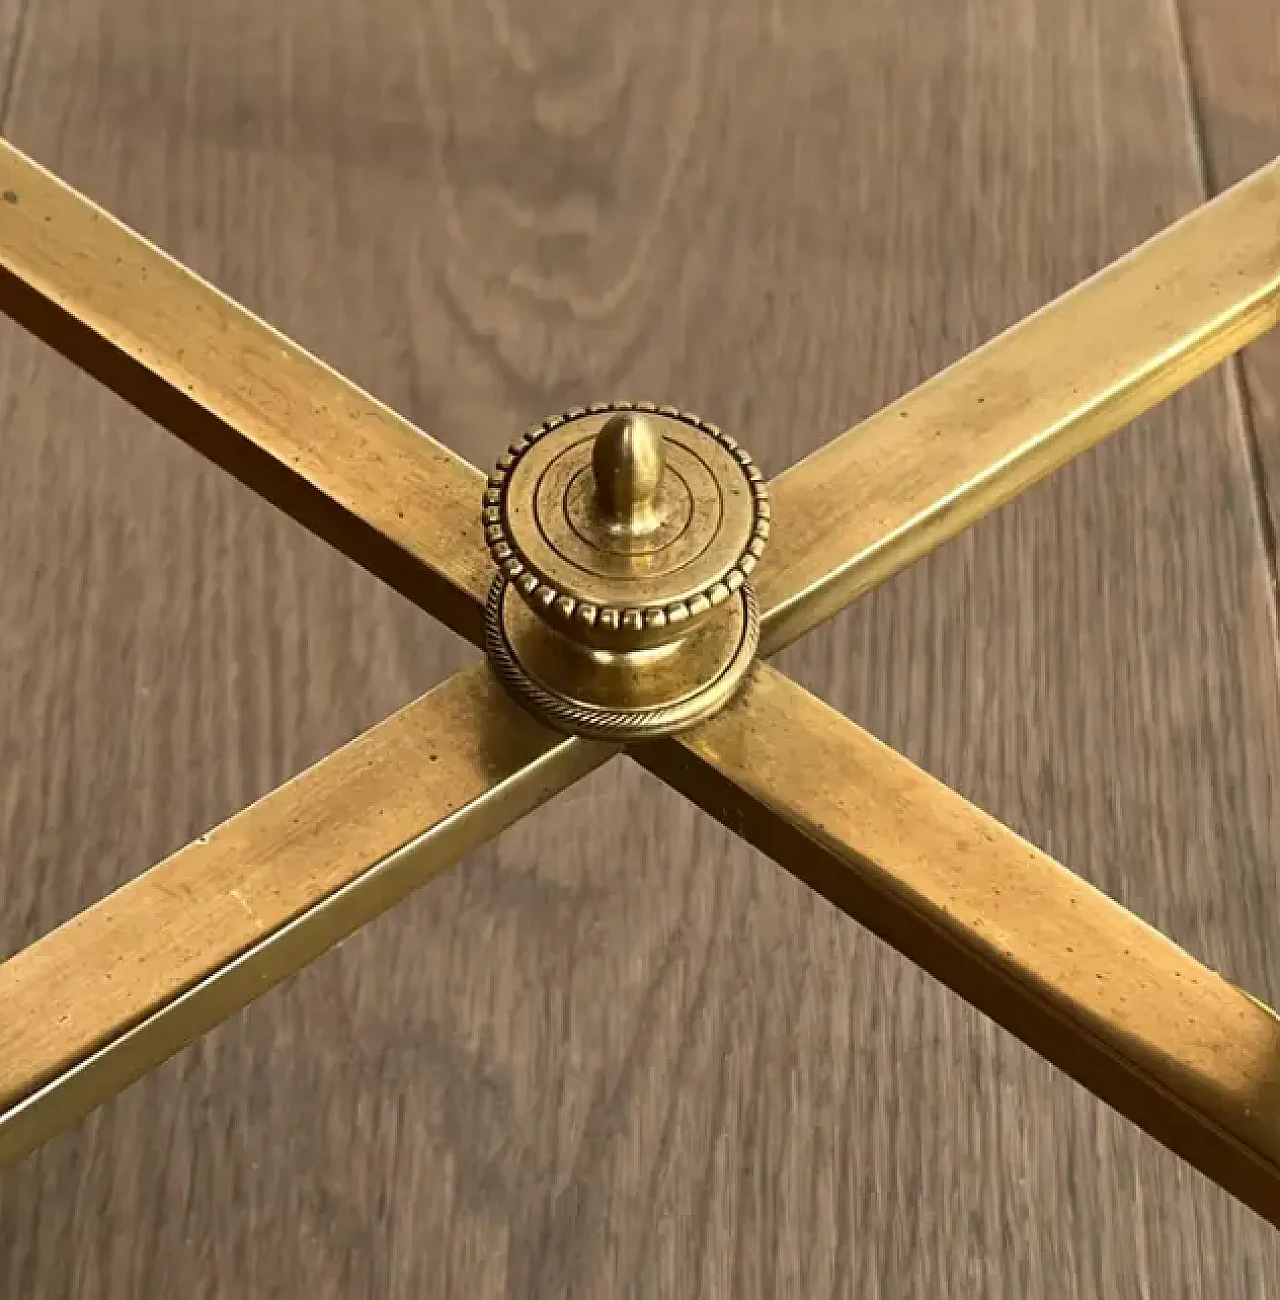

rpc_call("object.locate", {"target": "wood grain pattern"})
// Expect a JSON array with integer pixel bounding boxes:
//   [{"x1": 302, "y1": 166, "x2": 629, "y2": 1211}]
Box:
[
  {"x1": 0, "y1": 136, "x2": 492, "y2": 645},
  {"x1": 0, "y1": 665, "x2": 606, "y2": 1168},
  {"x1": 1, "y1": 1, "x2": 1278, "y2": 1297}
]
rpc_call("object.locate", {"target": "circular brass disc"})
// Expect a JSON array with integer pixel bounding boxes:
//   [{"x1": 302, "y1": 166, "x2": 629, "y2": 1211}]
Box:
[
  {"x1": 485, "y1": 575, "x2": 760, "y2": 740},
  {"x1": 484, "y1": 403, "x2": 770, "y2": 651},
  {"x1": 542, "y1": 441, "x2": 704, "y2": 570},
  {"x1": 506, "y1": 419, "x2": 753, "y2": 610}
]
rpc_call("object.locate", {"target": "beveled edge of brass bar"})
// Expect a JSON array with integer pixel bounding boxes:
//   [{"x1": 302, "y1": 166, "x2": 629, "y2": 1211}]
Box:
[
  {"x1": 636, "y1": 665, "x2": 1280, "y2": 1227},
  {"x1": 755, "y1": 154, "x2": 1280, "y2": 656},
  {"x1": 0, "y1": 137, "x2": 490, "y2": 647},
  {"x1": 0, "y1": 800, "x2": 503, "y2": 1167},
  {"x1": 0, "y1": 665, "x2": 614, "y2": 1167}
]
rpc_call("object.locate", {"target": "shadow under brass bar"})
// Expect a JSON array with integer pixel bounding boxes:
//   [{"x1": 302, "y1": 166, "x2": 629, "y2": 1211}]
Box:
[
  {"x1": 0, "y1": 138, "x2": 490, "y2": 645},
  {"x1": 638, "y1": 666, "x2": 1280, "y2": 1226},
  {"x1": 756, "y1": 156, "x2": 1280, "y2": 656},
  {"x1": 0, "y1": 664, "x2": 611, "y2": 1167}
]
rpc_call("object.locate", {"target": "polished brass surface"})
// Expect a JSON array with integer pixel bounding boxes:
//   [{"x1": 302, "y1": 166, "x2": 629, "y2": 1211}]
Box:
[
  {"x1": 0, "y1": 664, "x2": 611, "y2": 1168},
  {"x1": 3, "y1": 127, "x2": 1280, "y2": 1232},
  {"x1": 590, "y1": 411, "x2": 669, "y2": 537},
  {"x1": 482, "y1": 401, "x2": 768, "y2": 737},
  {"x1": 486, "y1": 573, "x2": 760, "y2": 740},
  {"x1": 640, "y1": 667, "x2": 1280, "y2": 1226},
  {"x1": 754, "y1": 156, "x2": 1280, "y2": 655},
  {"x1": 486, "y1": 401, "x2": 769, "y2": 647}
]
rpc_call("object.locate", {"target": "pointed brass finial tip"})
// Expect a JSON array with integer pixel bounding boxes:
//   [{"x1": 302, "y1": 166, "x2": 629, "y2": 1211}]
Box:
[{"x1": 591, "y1": 411, "x2": 667, "y2": 535}]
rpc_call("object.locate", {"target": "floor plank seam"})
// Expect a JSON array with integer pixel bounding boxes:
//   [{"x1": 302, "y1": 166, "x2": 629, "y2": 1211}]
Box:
[
  {"x1": 1168, "y1": 0, "x2": 1280, "y2": 660},
  {"x1": 1225, "y1": 354, "x2": 1280, "y2": 652},
  {"x1": 0, "y1": 0, "x2": 33, "y2": 135}
]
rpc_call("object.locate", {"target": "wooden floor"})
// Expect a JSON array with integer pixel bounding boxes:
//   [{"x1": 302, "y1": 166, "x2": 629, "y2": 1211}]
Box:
[{"x1": 1, "y1": 0, "x2": 1277, "y2": 1294}]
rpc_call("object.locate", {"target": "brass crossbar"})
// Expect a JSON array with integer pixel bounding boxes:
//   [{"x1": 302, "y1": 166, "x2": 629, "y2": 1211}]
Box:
[
  {"x1": 639, "y1": 669, "x2": 1280, "y2": 1216},
  {"x1": 2, "y1": 136, "x2": 1280, "y2": 1225},
  {"x1": 0, "y1": 667, "x2": 610, "y2": 1167}
]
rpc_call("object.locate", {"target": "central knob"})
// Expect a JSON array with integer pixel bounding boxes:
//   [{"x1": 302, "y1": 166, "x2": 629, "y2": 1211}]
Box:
[
  {"x1": 482, "y1": 402, "x2": 769, "y2": 739},
  {"x1": 591, "y1": 411, "x2": 667, "y2": 537}
]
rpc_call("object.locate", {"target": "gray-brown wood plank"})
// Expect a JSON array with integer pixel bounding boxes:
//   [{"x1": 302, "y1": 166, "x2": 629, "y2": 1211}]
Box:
[
  {"x1": 1179, "y1": 0, "x2": 1280, "y2": 645},
  {"x1": 1, "y1": 1, "x2": 1277, "y2": 1295}
]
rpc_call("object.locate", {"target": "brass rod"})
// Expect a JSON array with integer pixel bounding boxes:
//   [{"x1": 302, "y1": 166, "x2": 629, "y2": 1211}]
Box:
[
  {"x1": 0, "y1": 138, "x2": 490, "y2": 645},
  {"x1": 639, "y1": 666, "x2": 1280, "y2": 1226},
  {"x1": 0, "y1": 665, "x2": 610, "y2": 1166},
  {"x1": 756, "y1": 156, "x2": 1280, "y2": 655}
]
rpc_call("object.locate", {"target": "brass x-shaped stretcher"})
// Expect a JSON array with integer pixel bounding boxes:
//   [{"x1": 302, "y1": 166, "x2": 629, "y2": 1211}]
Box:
[{"x1": 1, "y1": 136, "x2": 1278, "y2": 1227}]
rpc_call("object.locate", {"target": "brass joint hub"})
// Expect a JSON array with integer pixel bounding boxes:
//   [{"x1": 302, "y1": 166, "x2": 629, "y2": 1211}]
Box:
[{"x1": 482, "y1": 401, "x2": 770, "y2": 739}]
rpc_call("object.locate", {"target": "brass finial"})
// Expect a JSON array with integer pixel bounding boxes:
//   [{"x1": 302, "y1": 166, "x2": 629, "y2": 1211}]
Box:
[
  {"x1": 482, "y1": 402, "x2": 769, "y2": 739},
  {"x1": 590, "y1": 411, "x2": 667, "y2": 536}
]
